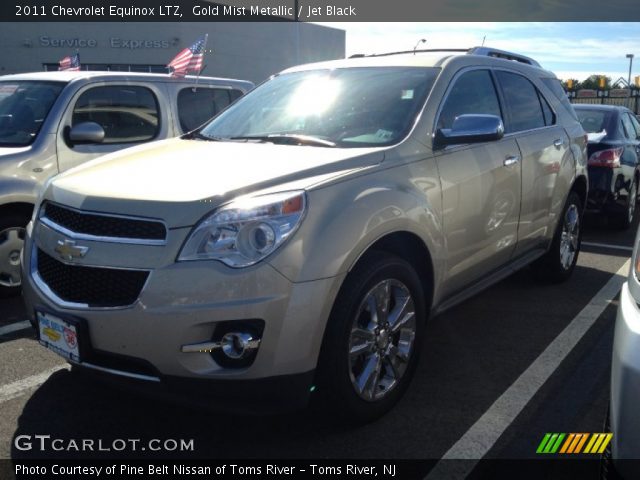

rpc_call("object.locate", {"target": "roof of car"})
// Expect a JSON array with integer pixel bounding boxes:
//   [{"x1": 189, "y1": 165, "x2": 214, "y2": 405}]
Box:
[
  {"x1": 281, "y1": 46, "x2": 554, "y2": 77},
  {"x1": 0, "y1": 70, "x2": 254, "y2": 87},
  {"x1": 573, "y1": 104, "x2": 630, "y2": 112}
]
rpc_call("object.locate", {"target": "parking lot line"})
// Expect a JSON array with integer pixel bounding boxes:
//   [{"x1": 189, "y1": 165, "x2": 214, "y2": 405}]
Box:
[
  {"x1": 426, "y1": 259, "x2": 630, "y2": 477},
  {"x1": 0, "y1": 365, "x2": 69, "y2": 404},
  {"x1": 0, "y1": 320, "x2": 32, "y2": 337},
  {"x1": 581, "y1": 241, "x2": 634, "y2": 253}
]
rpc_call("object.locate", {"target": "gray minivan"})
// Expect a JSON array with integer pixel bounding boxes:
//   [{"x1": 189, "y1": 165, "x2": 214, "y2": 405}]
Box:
[{"x1": 0, "y1": 71, "x2": 253, "y2": 295}]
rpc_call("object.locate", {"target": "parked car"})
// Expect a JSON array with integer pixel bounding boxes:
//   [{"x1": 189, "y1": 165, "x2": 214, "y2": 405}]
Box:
[
  {"x1": 22, "y1": 47, "x2": 587, "y2": 421},
  {"x1": 574, "y1": 104, "x2": 640, "y2": 229},
  {"x1": 0, "y1": 71, "x2": 253, "y2": 296},
  {"x1": 607, "y1": 224, "x2": 640, "y2": 478}
]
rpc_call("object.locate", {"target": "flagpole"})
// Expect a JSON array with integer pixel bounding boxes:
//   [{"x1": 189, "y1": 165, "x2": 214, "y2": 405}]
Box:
[{"x1": 194, "y1": 34, "x2": 209, "y2": 89}]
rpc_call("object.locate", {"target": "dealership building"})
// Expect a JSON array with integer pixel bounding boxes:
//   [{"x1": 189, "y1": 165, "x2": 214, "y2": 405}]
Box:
[{"x1": 0, "y1": 22, "x2": 345, "y2": 83}]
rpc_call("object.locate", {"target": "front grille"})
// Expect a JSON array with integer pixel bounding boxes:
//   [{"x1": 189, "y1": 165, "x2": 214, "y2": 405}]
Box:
[
  {"x1": 43, "y1": 203, "x2": 166, "y2": 241},
  {"x1": 37, "y1": 249, "x2": 149, "y2": 307}
]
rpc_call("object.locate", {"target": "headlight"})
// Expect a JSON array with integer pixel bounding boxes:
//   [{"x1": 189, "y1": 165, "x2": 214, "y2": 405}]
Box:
[{"x1": 178, "y1": 191, "x2": 306, "y2": 267}]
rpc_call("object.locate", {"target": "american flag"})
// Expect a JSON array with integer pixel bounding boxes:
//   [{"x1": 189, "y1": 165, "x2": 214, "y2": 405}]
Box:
[
  {"x1": 167, "y1": 36, "x2": 207, "y2": 77},
  {"x1": 58, "y1": 53, "x2": 80, "y2": 71}
]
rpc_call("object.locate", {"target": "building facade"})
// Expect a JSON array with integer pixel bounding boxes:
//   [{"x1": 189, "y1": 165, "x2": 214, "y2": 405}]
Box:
[{"x1": 0, "y1": 22, "x2": 345, "y2": 83}]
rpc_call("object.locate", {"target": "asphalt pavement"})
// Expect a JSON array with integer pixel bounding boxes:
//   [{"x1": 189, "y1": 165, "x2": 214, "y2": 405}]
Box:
[{"x1": 0, "y1": 212, "x2": 637, "y2": 476}]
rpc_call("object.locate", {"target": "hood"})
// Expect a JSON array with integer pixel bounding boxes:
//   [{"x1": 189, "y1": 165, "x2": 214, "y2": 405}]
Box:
[
  {"x1": 0, "y1": 145, "x2": 31, "y2": 157},
  {"x1": 47, "y1": 138, "x2": 384, "y2": 227}
]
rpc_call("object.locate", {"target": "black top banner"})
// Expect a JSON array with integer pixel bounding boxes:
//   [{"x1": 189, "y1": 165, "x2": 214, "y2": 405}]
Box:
[{"x1": 3, "y1": 0, "x2": 640, "y2": 22}]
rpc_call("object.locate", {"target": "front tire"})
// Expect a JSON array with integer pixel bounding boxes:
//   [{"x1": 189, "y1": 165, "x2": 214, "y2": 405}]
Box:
[
  {"x1": 531, "y1": 191, "x2": 582, "y2": 283},
  {"x1": 315, "y1": 252, "x2": 426, "y2": 423},
  {"x1": 0, "y1": 212, "x2": 30, "y2": 298}
]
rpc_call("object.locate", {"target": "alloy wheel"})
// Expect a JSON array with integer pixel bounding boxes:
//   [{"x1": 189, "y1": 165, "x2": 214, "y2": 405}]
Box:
[
  {"x1": 559, "y1": 204, "x2": 580, "y2": 271},
  {"x1": 348, "y1": 279, "x2": 416, "y2": 402},
  {"x1": 0, "y1": 227, "x2": 25, "y2": 288}
]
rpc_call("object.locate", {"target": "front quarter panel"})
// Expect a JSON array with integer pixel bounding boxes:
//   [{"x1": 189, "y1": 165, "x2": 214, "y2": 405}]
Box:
[{"x1": 268, "y1": 148, "x2": 444, "y2": 292}]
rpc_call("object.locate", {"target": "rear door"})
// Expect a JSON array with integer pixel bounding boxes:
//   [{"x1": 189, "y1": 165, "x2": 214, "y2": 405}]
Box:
[
  {"x1": 434, "y1": 68, "x2": 522, "y2": 294},
  {"x1": 494, "y1": 70, "x2": 570, "y2": 257}
]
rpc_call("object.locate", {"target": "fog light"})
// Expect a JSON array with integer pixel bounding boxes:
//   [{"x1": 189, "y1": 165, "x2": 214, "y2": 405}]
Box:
[{"x1": 221, "y1": 332, "x2": 260, "y2": 359}]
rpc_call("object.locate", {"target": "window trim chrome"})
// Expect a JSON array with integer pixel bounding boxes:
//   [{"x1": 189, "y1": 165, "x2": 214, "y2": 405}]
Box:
[{"x1": 40, "y1": 202, "x2": 168, "y2": 246}]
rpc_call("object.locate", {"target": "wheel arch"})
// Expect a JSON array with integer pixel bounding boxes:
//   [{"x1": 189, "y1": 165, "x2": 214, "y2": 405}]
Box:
[
  {"x1": 571, "y1": 174, "x2": 588, "y2": 213},
  {"x1": 348, "y1": 231, "x2": 435, "y2": 316},
  {"x1": 0, "y1": 202, "x2": 34, "y2": 220}
]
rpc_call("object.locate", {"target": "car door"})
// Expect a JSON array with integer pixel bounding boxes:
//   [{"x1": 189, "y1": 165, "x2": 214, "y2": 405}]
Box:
[
  {"x1": 56, "y1": 82, "x2": 169, "y2": 172},
  {"x1": 434, "y1": 68, "x2": 522, "y2": 294},
  {"x1": 494, "y1": 70, "x2": 571, "y2": 257}
]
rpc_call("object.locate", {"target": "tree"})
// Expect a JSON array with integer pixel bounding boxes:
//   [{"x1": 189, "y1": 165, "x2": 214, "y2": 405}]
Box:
[{"x1": 580, "y1": 75, "x2": 612, "y2": 90}]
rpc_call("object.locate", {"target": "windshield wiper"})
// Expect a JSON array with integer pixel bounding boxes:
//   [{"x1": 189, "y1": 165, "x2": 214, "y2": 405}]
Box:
[
  {"x1": 184, "y1": 131, "x2": 228, "y2": 141},
  {"x1": 229, "y1": 134, "x2": 336, "y2": 148}
]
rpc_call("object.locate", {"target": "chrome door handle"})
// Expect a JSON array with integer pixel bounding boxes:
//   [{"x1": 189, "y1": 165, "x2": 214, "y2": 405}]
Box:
[
  {"x1": 504, "y1": 155, "x2": 520, "y2": 167},
  {"x1": 553, "y1": 138, "x2": 564, "y2": 148}
]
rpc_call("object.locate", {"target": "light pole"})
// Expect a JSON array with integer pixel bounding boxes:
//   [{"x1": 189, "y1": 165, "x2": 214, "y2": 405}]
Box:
[
  {"x1": 626, "y1": 54, "x2": 634, "y2": 88},
  {"x1": 413, "y1": 39, "x2": 426, "y2": 54}
]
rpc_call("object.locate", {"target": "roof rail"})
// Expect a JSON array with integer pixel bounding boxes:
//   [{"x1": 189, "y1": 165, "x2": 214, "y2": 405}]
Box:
[
  {"x1": 349, "y1": 49, "x2": 468, "y2": 58},
  {"x1": 347, "y1": 47, "x2": 541, "y2": 68},
  {"x1": 467, "y1": 47, "x2": 541, "y2": 67}
]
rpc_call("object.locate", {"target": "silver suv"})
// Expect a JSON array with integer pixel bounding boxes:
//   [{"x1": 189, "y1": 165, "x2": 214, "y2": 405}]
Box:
[
  {"x1": 0, "y1": 71, "x2": 253, "y2": 296},
  {"x1": 22, "y1": 48, "x2": 587, "y2": 421}
]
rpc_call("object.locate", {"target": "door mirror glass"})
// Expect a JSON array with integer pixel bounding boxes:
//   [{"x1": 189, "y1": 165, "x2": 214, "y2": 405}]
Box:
[
  {"x1": 68, "y1": 121, "x2": 105, "y2": 144},
  {"x1": 435, "y1": 114, "x2": 504, "y2": 147}
]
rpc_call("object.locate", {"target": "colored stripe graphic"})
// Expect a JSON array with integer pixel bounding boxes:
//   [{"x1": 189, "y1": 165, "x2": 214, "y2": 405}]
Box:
[
  {"x1": 536, "y1": 433, "x2": 552, "y2": 453},
  {"x1": 537, "y1": 433, "x2": 613, "y2": 454},
  {"x1": 597, "y1": 434, "x2": 613, "y2": 454},
  {"x1": 583, "y1": 433, "x2": 598, "y2": 453},
  {"x1": 559, "y1": 434, "x2": 575, "y2": 453},
  {"x1": 574, "y1": 433, "x2": 589, "y2": 453}
]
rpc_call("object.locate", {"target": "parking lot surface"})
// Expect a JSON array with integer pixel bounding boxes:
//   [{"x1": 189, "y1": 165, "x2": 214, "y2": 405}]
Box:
[{"x1": 0, "y1": 214, "x2": 637, "y2": 472}]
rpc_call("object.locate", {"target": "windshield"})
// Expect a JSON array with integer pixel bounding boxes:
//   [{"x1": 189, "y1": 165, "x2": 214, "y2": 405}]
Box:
[
  {"x1": 199, "y1": 67, "x2": 439, "y2": 148},
  {"x1": 0, "y1": 81, "x2": 65, "y2": 147}
]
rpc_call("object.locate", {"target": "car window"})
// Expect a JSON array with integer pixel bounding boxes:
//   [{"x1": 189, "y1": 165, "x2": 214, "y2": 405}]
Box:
[
  {"x1": 0, "y1": 81, "x2": 65, "y2": 147},
  {"x1": 178, "y1": 87, "x2": 242, "y2": 133},
  {"x1": 495, "y1": 71, "x2": 545, "y2": 133},
  {"x1": 624, "y1": 113, "x2": 640, "y2": 140},
  {"x1": 576, "y1": 109, "x2": 610, "y2": 133},
  {"x1": 72, "y1": 85, "x2": 159, "y2": 144},
  {"x1": 541, "y1": 77, "x2": 579, "y2": 121},
  {"x1": 621, "y1": 113, "x2": 635, "y2": 140},
  {"x1": 437, "y1": 70, "x2": 501, "y2": 131},
  {"x1": 538, "y1": 91, "x2": 555, "y2": 126}
]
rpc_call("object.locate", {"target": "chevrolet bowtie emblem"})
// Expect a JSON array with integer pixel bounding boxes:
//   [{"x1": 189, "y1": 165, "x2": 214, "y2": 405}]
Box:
[{"x1": 54, "y1": 239, "x2": 89, "y2": 261}]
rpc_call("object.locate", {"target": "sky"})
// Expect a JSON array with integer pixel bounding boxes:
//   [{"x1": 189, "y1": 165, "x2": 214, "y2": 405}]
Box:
[{"x1": 317, "y1": 22, "x2": 639, "y2": 83}]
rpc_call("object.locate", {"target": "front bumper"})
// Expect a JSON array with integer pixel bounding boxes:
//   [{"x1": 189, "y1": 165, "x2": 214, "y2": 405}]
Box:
[
  {"x1": 22, "y1": 224, "x2": 343, "y2": 412},
  {"x1": 611, "y1": 282, "x2": 640, "y2": 472}
]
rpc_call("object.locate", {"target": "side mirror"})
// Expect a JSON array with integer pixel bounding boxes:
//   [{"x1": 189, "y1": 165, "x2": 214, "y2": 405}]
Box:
[
  {"x1": 434, "y1": 114, "x2": 504, "y2": 148},
  {"x1": 68, "y1": 122, "x2": 105, "y2": 144}
]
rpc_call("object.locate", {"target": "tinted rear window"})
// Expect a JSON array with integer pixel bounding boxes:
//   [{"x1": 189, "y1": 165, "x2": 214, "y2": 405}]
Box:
[{"x1": 575, "y1": 109, "x2": 610, "y2": 133}]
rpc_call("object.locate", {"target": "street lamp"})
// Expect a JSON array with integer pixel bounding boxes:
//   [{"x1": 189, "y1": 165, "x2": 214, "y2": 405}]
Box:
[
  {"x1": 413, "y1": 39, "x2": 426, "y2": 53},
  {"x1": 626, "y1": 54, "x2": 634, "y2": 88}
]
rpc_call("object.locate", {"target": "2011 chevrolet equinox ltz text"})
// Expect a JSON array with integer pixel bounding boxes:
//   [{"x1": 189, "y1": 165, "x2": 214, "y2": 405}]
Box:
[{"x1": 22, "y1": 47, "x2": 588, "y2": 421}]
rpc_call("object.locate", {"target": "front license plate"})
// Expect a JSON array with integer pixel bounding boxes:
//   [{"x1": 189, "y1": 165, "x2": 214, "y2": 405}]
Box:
[{"x1": 37, "y1": 311, "x2": 80, "y2": 362}]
